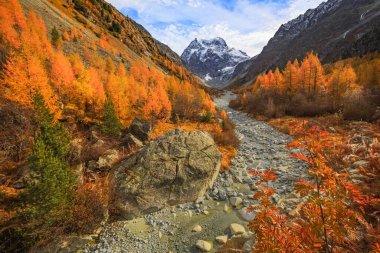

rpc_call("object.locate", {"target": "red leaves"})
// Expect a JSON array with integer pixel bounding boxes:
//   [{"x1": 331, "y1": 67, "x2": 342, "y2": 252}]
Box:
[
  {"x1": 253, "y1": 191, "x2": 264, "y2": 200},
  {"x1": 220, "y1": 110, "x2": 228, "y2": 121},
  {"x1": 249, "y1": 168, "x2": 278, "y2": 182},
  {"x1": 295, "y1": 179, "x2": 314, "y2": 197},
  {"x1": 249, "y1": 120, "x2": 376, "y2": 252},
  {"x1": 290, "y1": 152, "x2": 314, "y2": 164},
  {"x1": 370, "y1": 242, "x2": 380, "y2": 253}
]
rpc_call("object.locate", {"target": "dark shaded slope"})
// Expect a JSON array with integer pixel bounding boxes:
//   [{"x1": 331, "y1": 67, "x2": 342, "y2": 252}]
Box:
[{"x1": 228, "y1": 0, "x2": 380, "y2": 89}]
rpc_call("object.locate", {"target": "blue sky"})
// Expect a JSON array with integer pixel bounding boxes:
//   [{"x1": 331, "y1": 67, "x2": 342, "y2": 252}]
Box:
[{"x1": 107, "y1": 0, "x2": 325, "y2": 56}]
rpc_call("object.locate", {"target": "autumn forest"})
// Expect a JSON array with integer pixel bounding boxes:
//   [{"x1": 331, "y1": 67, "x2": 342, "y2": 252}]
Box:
[{"x1": 0, "y1": 0, "x2": 379, "y2": 252}]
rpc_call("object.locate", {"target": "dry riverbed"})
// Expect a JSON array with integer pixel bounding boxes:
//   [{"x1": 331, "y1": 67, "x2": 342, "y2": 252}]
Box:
[{"x1": 83, "y1": 92, "x2": 308, "y2": 253}]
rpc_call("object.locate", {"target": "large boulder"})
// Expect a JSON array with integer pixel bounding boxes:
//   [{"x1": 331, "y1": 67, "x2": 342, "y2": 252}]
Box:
[
  {"x1": 109, "y1": 129, "x2": 222, "y2": 220},
  {"x1": 129, "y1": 118, "x2": 151, "y2": 141}
]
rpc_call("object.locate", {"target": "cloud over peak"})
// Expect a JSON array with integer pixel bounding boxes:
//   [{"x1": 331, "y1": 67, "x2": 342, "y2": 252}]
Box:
[{"x1": 108, "y1": 0, "x2": 325, "y2": 56}]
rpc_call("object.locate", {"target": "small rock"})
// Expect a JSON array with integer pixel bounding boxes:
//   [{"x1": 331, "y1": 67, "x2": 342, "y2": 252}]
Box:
[
  {"x1": 130, "y1": 118, "x2": 151, "y2": 141},
  {"x1": 243, "y1": 239, "x2": 255, "y2": 253},
  {"x1": 203, "y1": 210, "x2": 209, "y2": 215},
  {"x1": 224, "y1": 204, "x2": 229, "y2": 213},
  {"x1": 218, "y1": 190, "x2": 227, "y2": 200},
  {"x1": 195, "y1": 240, "x2": 212, "y2": 252},
  {"x1": 328, "y1": 127, "x2": 337, "y2": 133},
  {"x1": 195, "y1": 196, "x2": 205, "y2": 204},
  {"x1": 192, "y1": 225, "x2": 202, "y2": 232},
  {"x1": 123, "y1": 133, "x2": 143, "y2": 148},
  {"x1": 230, "y1": 223, "x2": 246, "y2": 235},
  {"x1": 238, "y1": 207, "x2": 256, "y2": 221},
  {"x1": 13, "y1": 181, "x2": 25, "y2": 189},
  {"x1": 351, "y1": 160, "x2": 369, "y2": 169},
  {"x1": 97, "y1": 149, "x2": 119, "y2": 169},
  {"x1": 230, "y1": 197, "x2": 243, "y2": 207},
  {"x1": 349, "y1": 134, "x2": 371, "y2": 145},
  {"x1": 305, "y1": 120, "x2": 320, "y2": 130},
  {"x1": 215, "y1": 235, "x2": 228, "y2": 244}
]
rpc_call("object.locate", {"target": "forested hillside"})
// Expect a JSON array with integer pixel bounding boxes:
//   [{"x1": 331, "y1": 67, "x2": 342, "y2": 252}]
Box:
[
  {"x1": 0, "y1": 0, "x2": 238, "y2": 251},
  {"x1": 231, "y1": 52, "x2": 380, "y2": 121}
]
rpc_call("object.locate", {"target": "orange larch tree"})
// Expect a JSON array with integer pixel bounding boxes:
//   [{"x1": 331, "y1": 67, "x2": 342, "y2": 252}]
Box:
[
  {"x1": 1, "y1": 50, "x2": 58, "y2": 113},
  {"x1": 50, "y1": 51, "x2": 75, "y2": 97}
]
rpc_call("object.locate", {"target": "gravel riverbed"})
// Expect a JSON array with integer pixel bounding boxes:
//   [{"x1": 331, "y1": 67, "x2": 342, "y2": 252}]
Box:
[{"x1": 83, "y1": 92, "x2": 308, "y2": 253}]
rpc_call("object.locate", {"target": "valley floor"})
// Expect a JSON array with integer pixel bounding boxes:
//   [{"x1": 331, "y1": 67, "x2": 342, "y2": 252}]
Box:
[{"x1": 82, "y1": 92, "x2": 309, "y2": 253}]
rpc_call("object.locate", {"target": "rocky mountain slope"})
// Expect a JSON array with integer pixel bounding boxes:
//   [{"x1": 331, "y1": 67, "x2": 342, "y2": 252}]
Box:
[
  {"x1": 228, "y1": 0, "x2": 380, "y2": 89},
  {"x1": 181, "y1": 38, "x2": 250, "y2": 88},
  {"x1": 20, "y1": 0, "x2": 186, "y2": 74}
]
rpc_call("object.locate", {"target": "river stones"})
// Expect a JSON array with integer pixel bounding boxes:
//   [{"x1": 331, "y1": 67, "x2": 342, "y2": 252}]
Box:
[
  {"x1": 230, "y1": 223, "x2": 246, "y2": 235},
  {"x1": 230, "y1": 196, "x2": 243, "y2": 207},
  {"x1": 215, "y1": 235, "x2": 228, "y2": 244},
  {"x1": 196, "y1": 240, "x2": 213, "y2": 252}
]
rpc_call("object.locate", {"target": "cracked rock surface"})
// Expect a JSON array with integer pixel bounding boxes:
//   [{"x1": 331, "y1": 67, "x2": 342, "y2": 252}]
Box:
[{"x1": 110, "y1": 129, "x2": 222, "y2": 220}]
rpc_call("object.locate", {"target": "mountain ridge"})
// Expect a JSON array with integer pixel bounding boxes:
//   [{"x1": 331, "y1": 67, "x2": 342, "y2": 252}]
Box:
[
  {"x1": 228, "y1": 0, "x2": 380, "y2": 89},
  {"x1": 181, "y1": 37, "x2": 249, "y2": 88}
]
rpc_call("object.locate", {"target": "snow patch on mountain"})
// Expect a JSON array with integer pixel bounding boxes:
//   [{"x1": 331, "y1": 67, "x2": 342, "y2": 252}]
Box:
[
  {"x1": 181, "y1": 37, "x2": 249, "y2": 88},
  {"x1": 204, "y1": 73, "x2": 212, "y2": 81},
  {"x1": 273, "y1": 0, "x2": 343, "y2": 42}
]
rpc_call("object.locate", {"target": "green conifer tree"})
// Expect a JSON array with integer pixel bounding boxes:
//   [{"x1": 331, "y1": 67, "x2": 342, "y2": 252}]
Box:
[
  {"x1": 100, "y1": 95, "x2": 122, "y2": 136},
  {"x1": 51, "y1": 26, "x2": 60, "y2": 46},
  {"x1": 25, "y1": 92, "x2": 76, "y2": 225}
]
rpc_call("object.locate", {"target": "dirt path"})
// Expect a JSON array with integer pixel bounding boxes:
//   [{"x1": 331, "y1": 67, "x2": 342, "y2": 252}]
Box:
[{"x1": 83, "y1": 92, "x2": 308, "y2": 253}]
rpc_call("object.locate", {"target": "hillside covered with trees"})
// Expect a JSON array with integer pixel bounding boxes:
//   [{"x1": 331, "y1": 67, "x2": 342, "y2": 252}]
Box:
[
  {"x1": 0, "y1": 0, "x2": 238, "y2": 251},
  {"x1": 231, "y1": 52, "x2": 380, "y2": 121}
]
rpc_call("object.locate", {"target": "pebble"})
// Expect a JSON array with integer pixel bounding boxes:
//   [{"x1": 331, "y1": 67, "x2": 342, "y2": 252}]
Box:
[
  {"x1": 195, "y1": 240, "x2": 213, "y2": 252},
  {"x1": 215, "y1": 235, "x2": 228, "y2": 244},
  {"x1": 230, "y1": 197, "x2": 243, "y2": 207},
  {"x1": 230, "y1": 223, "x2": 246, "y2": 235},
  {"x1": 192, "y1": 225, "x2": 202, "y2": 232},
  {"x1": 223, "y1": 204, "x2": 229, "y2": 212}
]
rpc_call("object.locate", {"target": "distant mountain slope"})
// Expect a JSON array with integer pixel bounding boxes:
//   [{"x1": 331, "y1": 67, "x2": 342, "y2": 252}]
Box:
[
  {"x1": 22, "y1": 0, "x2": 185, "y2": 74},
  {"x1": 181, "y1": 38, "x2": 249, "y2": 88},
  {"x1": 228, "y1": 0, "x2": 380, "y2": 89}
]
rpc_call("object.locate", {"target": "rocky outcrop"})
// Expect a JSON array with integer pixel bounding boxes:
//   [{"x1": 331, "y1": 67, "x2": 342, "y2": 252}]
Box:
[
  {"x1": 87, "y1": 149, "x2": 120, "y2": 171},
  {"x1": 109, "y1": 129, "x2": 222, "y2": 220},
  {"x1": 129, "y1": 118, "x2": 151, "y2": 142},
  {"x1": 122, "y1": 133, "x2": 144, "y2": 148}
]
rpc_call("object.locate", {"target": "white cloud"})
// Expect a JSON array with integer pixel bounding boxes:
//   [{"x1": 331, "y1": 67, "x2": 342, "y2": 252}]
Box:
[{"x1": 107, "y1": 0, "x2": 325, "y2": 56}]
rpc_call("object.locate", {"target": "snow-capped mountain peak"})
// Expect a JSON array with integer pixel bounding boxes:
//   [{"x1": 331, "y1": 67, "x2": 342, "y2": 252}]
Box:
[{"x1": 181, "y1": 37, "x2": 249, "y2": 88}]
